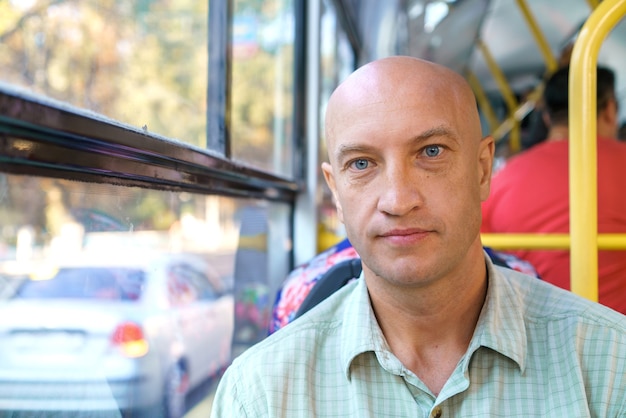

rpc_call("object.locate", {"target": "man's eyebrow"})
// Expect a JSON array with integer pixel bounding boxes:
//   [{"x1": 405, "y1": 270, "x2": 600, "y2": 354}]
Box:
[
  {"x1": 412, "y1": 125, "x2": 457, "y2": 142},
  {"x1": 334, "y1": 143, "x2": 377, "y2": 162},
  {"x1": 333, "y1": 126, "x2": 458, "y2": 161}
]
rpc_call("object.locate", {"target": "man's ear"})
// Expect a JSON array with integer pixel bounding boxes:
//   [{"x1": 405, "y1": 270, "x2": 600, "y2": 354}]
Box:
[
  {"x1": 599, "y1": 98, "x2": 619, "y2": 137},
  {"x1": 478, "y1": 135, "x2": 495, "y2": 202},
  {"x1": 541, "y1": 109, "x2": 551, "y2": 129},
  {"x1": 321, "y1": 162, "x2": 344, "y2": 223}
]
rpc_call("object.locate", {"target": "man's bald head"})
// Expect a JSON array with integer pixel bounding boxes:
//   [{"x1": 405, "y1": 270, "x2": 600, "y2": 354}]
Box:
[
  {"x1": 325, "y1": 56, "x2": 482, "y2": 157},
  {"x1": 320, "y1": 55, "x2": 494, "y2": 288}
]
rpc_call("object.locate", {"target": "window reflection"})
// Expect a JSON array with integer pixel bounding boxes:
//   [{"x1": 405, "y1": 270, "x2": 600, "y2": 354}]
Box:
[
  {"x1": 317, "y1": 0, "x2": 355, "y2": 252},
  {"x1": 12, "y1": 267, "x2": 144, "y2": 300},
  {"x1": 230, "y1": 0, "x2": 295, "y2": 176},
  {"x1": 0, "y1": 0, "x2": 208, "y2": 147},
  {"x1": 0, "y1": 173, "x2": 290, "y2": 416}
]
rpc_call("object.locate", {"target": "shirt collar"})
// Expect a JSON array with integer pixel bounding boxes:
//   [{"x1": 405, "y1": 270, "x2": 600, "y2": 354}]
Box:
[
  {"x1": 340, "y1": 272, "x2": 384, "y2": 379},
  {"x1": 471, "y1": 254, "x2": 527, "y2": 371},
  {"x1": 340, "y1": 253, "x2": 528, "y2": 380}
]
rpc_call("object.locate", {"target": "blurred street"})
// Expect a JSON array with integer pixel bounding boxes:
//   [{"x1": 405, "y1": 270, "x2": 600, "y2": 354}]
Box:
[{"x1": 184, "y1": 376, "x2": 220, "y2": 417}]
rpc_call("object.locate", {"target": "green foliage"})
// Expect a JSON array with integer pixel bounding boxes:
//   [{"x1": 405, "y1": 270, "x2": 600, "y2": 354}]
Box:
[
  {"x1": 0, "y1": 0, "x2": 208, "y2": 147},
  {"x1": 0, "y1": 0, "x2": 295, "y2": 250}
]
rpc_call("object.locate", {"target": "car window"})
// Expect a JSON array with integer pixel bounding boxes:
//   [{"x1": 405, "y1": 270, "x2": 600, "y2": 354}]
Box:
[
  {"x1": 14, "y1": 267, "x2": 145, "y2": 301},
  {"x1": 167, "y1": 265, "x2": 198, "y2": 306},
  {"x1": 0, "y1": 274, "x2": 26, "y2": 300},
  {"x1": 185, "y1": 266, "x2": 220, "y2": 300},
  {"x1": 168, "y1": 263, "x2": 218, "y2": 304}
]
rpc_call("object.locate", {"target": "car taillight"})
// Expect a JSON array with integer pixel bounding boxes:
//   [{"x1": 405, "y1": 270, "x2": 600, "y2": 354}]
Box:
[{"x1": 111, "y1": 322, "x2": 149, "y2": 358}]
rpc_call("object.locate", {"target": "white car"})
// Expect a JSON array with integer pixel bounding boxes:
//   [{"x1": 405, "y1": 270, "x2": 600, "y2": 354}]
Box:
[{"x1": 0, "y1": 251, "x2": 234, "y2": 417}]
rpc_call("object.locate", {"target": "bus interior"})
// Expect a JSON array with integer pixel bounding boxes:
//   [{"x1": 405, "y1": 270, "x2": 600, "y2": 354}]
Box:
[{"x1": 0, "y1": 0, "x2": 625, "y2": 416}]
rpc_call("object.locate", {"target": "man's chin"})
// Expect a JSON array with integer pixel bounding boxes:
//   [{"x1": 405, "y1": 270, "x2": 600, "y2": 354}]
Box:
[{"x1": 366, "y1": 256, "x2": 439, "y2": 287}]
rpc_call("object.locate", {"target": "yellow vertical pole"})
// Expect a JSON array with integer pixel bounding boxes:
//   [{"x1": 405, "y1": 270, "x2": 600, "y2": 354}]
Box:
[{"x1": 568, "y1": 0, "x2": 626, "y2": 301}]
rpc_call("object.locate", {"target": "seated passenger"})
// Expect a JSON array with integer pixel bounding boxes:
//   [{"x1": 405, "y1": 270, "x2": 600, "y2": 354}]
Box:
[
  {"x1": 211, "y1": 57, "x2": 626, "y2": 417},
  {"x1": 269, "y1": 237, "x2": 538, "y2": 334},
  {"x1": 481, "y1": 65, "x2": 626, "y2": 314}
]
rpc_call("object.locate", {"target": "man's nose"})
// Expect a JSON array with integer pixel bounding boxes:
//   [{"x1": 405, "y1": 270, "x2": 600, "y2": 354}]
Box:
[{"x1": 376, "y1": 164, "x2": 423, "y2": 216}]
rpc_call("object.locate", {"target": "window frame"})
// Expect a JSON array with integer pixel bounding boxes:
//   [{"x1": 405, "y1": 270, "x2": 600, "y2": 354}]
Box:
[{"x1": 0, "y1": 88, "x2": 298, "y2": 203}]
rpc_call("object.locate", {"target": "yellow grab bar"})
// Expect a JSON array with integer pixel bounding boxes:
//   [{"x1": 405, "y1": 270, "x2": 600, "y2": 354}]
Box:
[
  {"x1": 515, "y1": 0, "x2": 558, "y2": 74},
  {"x1": 482, "y1": 233, "x2": 626, "y2": 250},
  {"x1": 467, "y1": 70, "x2": 499, "y2": 133},
  {"x1": 478, "y1": 40, "x2": 521, "y2": 152},
  {"x1": 568, "y1": 0, "x2": 626, "y2": 301}
]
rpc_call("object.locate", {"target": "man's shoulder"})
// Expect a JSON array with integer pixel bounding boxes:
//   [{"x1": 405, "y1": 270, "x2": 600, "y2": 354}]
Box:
[
  {"x1": 489, "y1": 142, "x2": 565, "y2": 190},
  {"x1": 598, "y1": 135, "x2": 626, "y2": 156},
  {"x1": 233, "y1": 280, "x2": 357, "y2": 372},
  {"x1": 499, "y1": 141, "x2": 565, "y2": 171},
  {"x1": 494, "y1": 265, "x2": 626, "y2": 331}
]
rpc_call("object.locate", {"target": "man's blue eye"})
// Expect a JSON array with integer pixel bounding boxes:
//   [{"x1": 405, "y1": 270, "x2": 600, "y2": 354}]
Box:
[
  {"x1": 352, "y1": 159, "x2": 369, "y2": 170},
  {"x1": 424, "y1": 146, "x2": 441, "y2": 157}
]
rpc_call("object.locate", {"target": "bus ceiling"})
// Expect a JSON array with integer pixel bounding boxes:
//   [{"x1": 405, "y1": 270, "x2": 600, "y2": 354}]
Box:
[{"x1": 336, "y1": 0, "x2": 626, "y2": 139}]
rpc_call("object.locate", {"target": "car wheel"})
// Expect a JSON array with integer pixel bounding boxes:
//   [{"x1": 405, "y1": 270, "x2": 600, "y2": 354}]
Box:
[{"x1": 163, "y1": 362, "x2": 189, "y2": 418}]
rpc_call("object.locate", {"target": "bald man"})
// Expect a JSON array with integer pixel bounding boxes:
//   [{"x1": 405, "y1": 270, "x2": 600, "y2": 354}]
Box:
[{"x1": 210, "y1": 57, "x2": 626, "y2": 417}]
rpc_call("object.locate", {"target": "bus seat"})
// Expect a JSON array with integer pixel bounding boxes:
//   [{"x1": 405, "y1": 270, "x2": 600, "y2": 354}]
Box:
[
  {"x1": 291, "y1": 249, "x2": 539, "y2": 321},
  {"x1": 294, "y1": 258, "x2": 362, "y2": 319}
]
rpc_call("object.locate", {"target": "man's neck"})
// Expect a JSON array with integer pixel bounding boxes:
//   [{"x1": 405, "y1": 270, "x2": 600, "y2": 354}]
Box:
[
  {"x1": 546, "y1": 121, "x2": 617, "y2": 142},
  {"x1": 546, "y1": 125, "x2": 569, "y2": 141},
  {"x1": 366, "y1": 254, "x2": 488, "y2": 395}
]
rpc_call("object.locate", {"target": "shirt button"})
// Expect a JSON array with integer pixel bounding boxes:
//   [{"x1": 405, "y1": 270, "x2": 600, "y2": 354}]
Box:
[{"x1": 431, "y1": 406, "x2": 442, "y2": 418}]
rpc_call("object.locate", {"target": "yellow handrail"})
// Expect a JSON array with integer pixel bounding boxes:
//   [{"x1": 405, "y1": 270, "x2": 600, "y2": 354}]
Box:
[
  {"x1": 467, "y1": 70, "x2": 499, "y2": 133},
  {"x1": 476, "y1": 1, "x2": 626, "y2": 303},
  {"x1": 482, "y1": 233, "x2": 626, "y2": 250},
  {"x1": 515, "y1": 0, "x2": 558, "y2": 75},
  {"x1": 477, "y1": 40, "x2": 521, "y2": 152},
  {"x1": 568, "y1": 0, "x2": 626, "y2": 301},
  {"x1": 587, "y1": 0, "x2": 601, "y2": 10}
]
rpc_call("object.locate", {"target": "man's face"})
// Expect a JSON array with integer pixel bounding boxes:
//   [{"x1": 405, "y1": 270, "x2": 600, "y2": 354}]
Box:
[{"x1": 323, "y1": 72, "x2": 493, "y2": 288}]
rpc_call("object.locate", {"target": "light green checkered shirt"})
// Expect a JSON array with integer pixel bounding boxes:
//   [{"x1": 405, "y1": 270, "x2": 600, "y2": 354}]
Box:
[{"x1": 211, "y1": 255, "x2": 626, "y2": 417}]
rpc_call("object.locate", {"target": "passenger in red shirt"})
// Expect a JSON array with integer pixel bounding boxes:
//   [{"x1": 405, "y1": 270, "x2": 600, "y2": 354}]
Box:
[{"x1": 481, "y1": 65, "x2": 626, "y2": 314}]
